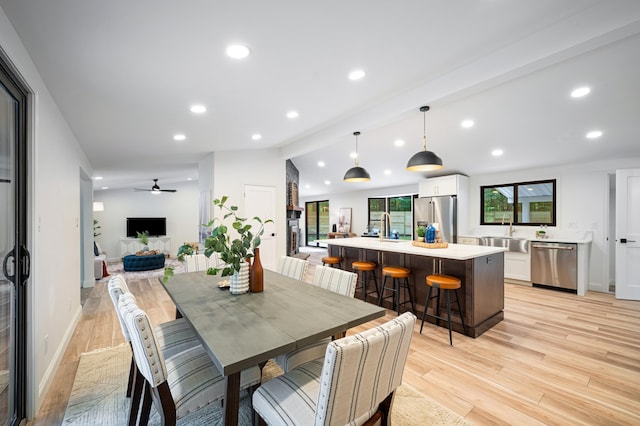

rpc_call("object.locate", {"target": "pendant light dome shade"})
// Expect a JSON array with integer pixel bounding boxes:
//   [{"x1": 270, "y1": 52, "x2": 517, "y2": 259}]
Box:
[
  {"x1": 344, "y1": 166, "x2": 371, "y2": 182},
  {"x1": 406, "y1": 106, "x2": 444, "y2": 172},
  {"x1": 344, "y1": 131, "x2": 371, "y2": 182}
]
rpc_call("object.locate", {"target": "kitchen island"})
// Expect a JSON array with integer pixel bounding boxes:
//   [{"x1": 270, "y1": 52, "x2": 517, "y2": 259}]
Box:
[{"x1": 321, "y1": 237, "x2": 507, "y2": 338}]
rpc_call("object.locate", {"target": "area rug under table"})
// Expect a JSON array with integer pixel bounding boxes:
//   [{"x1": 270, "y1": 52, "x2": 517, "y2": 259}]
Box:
[{"x1": 63, "y1": 344, "x2": 471, "y2": 426}]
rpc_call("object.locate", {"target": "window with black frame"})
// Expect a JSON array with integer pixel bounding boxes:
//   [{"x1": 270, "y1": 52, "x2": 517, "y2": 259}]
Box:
[
  {"x1": 481, "y1": 179, "x2": 556, "y2": 226},
  {"x1": 367, "y1": 196, "x2": 414, "y2": 239}
]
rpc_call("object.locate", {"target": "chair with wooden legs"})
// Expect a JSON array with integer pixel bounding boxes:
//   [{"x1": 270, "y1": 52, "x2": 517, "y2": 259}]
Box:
[
  {"x1": 253, "y1": 312, "x2": 417, "y2": 426},
  {"x1": 119, "y1": 298, "x2": 262, "y2": 426},
  {"x1": 273, "y1": 265, "x2": 358, "y2": 372},
  {"x1": 277, "y1": 255, "x2": 309, "y2": 281},
  {"x1": 420, "y1": 274, "x2": 467, "y2": 346},
  {"x1": 378, "y1": 266, "x2": 416, "y2": 315}
]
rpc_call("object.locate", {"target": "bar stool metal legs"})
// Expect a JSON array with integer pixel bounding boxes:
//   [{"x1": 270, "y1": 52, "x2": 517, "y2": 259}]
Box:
[
  {"x1": 420, "y1": 274, "x2": 466, "y2": 346},
  {"x1": 352, "y1": 261, "x2": 379, "y2": 302},
  {"x1": 378, "y1": 266, "x2": 415, "y2": 315}
]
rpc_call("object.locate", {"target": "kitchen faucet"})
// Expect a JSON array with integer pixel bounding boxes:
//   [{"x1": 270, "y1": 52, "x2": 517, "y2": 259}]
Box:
[
  {"x1": 501, "y1": 213, "x2": 514, "y2": 237},
  {"x1": 379, "y1": 212, "x2": 392, "y2": 242}
]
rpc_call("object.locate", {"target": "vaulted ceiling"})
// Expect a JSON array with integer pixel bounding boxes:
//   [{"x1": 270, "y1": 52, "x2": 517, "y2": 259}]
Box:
[{"x1": 2, "y1": 0, "x2": 640, "y2": 197}]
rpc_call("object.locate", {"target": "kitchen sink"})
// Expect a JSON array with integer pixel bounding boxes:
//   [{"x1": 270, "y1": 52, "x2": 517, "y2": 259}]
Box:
[{"x1": 478, "y1": 236, "x2": 529, "y2": 253}]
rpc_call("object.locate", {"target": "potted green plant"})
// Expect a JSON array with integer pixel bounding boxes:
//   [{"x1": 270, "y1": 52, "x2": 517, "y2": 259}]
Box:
[
  {"x1": 416, "y1": 226, "x2": 426, "y2": 242},
  {"x1": 136, "y1": 230, "x2": 150, "y2": 251},
  {"x1": 165, "y1": 196, "x2": 273, "y2": 294}
]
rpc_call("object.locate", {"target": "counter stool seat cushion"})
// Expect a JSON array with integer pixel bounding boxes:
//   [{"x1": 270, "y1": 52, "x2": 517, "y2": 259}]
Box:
[
  {"x1": 382, "y1": 266, "x2": 410, "y2": 278},
  {"x1": 426, "y1": 274, "x2": 461, "y2": 289},
  {"x1": 321, "y1": 256, "x2": 342, "y2": 266},
  {"x1": 352, "y1": 261, "x2": 376, "y2": 271}
]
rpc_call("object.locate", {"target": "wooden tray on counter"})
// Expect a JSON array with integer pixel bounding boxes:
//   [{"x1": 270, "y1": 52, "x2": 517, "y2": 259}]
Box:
[{"x1": 412, "y1": 241, "x2": 449, "y2": 249}]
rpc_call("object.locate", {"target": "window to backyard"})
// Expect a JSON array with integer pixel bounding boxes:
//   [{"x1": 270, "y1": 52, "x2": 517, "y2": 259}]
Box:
[{"x1": 481, "y1": 179, "x2": 556, "y2": 226}]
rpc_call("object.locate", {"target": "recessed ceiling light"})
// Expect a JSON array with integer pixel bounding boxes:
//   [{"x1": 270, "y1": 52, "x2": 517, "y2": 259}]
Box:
[
  {"x1": 461, "y1": 120, "x2": 474, "y2": 128},
  {"x1": 286, "y1": 111, "x2": 299, "y2": 119},
  {"x1": 348, "y1": 69, "x2": 366, "y2": 80},
  {"x1": 324, "y1": 180, "x2": 331, "y2": 185},
  {"x1": 101, "y1": 186, "x2": 109, "y2": 190},
  {"x1": 305, "y1": 184, "x2": 310, "y2": 189},
  {"x1": 384, "y1": 170, "x2": 392, "y2": 175},
  {"x1": 571, "y1": 87, "x2": 591, "y2": 98},
  {"x1": 350, "y1": 152, "x2": 358, "y2": 159},
  {"x1": 190, "y1": 104, "x2": 206, "y2": 114},
  {"x1": 226, "y1": 44, "x2": 251, "y2": 59},
  {"x1": 251, "y1": 134, "x2": 262, "y2": 141},
  {"x1": 586, "y1": 130, "x2": 603, "y2": 139},
  {"x1": 317, "y1": 161, "x2": 325, "y2": 167},
  {"x1": 187, "y1": 178, "x2": 193, "y2": 181},
  {"x1": 492, "y1": 149, "x2": 504, "y2": 156},
  {"x1": 173, "y1": 134, "x2": 186, "y2": 141},
  {"x1": 94, "y1": 176, "x2": 103, "y2": 180},
  {"x1": 394, "y1": 139, "x2": 405, "y2": 147}
]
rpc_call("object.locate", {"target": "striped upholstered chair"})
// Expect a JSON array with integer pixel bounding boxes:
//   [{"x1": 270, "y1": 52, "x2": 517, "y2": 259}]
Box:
[
  {"x1": 107, "y1": 276, "x2": 200, "y2": 394},
  {"x1": 274, "y1": 266, "x2": 357, "y2": 372},
  {"x1": 254, "y1": 312, "x2": 416, "y2": 426},
  {"x1": 182, "y1": 253, "x2": 222, "y2": 272},
  {"x1": 119, "y1": 298, "x2": 262, "y2": 426},
  {"x1": 277, "y1": 255, "x2": 309, "y2": 281}
]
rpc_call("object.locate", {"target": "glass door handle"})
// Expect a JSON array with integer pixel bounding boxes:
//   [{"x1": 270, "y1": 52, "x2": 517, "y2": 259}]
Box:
[
  {"x1": 2, "y1": 248, "x2": 15, "y2": 283},
  {"x1": 20, "y1": 244, "x2": 30, "y2": 282}
]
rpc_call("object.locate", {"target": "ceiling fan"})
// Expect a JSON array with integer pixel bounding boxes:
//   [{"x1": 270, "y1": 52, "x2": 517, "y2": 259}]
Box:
[{"x1": 134, "y1": 179, "x2": 177, "y2": 193}]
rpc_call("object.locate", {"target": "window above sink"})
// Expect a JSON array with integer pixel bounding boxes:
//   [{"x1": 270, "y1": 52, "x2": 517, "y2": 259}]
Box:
[{"x1": 481, "y1": 179, "x2": 556, "y2": 226}]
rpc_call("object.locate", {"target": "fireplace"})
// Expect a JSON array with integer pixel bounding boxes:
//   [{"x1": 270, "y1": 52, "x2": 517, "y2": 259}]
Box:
[{"x1": 286, "y1": 208, "x2": 302, "y2": 256}]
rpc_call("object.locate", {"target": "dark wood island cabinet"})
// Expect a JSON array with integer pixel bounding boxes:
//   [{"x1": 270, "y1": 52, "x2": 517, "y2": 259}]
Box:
[{"x1": 324, "y1": 238, "x2": 506, "y2": 338}]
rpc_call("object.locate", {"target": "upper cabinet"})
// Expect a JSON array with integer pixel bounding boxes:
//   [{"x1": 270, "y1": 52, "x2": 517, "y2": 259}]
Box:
[{"x1": 419, "y1": 174, "x2": 468, "y2": 197}]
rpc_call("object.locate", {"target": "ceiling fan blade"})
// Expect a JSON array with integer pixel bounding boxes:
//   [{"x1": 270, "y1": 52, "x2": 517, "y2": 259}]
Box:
[{"x1": 160, "y1": 189, "x2": 177, "y2": 192}]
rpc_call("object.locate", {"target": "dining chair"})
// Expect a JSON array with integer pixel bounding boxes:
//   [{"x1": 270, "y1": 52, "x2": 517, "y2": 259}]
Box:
[
  {"x1": 254, "y1": 312, "x2": 416, "y2": 426},
  {"x1": 274, "y1": 265, "x2": 357, "y2": 372},
  {"x1": 107, "y1": 277, "x2": 200, "y2": 425},
  {"x1": 119, "y1": 298, "x2": 263, "y2": 426},
  {"x1": 182, "y1": 253, "x2": 222, "y2": 272},
  {"x1": 277, "y1": 255, "x2": 309, "y2": 281}
]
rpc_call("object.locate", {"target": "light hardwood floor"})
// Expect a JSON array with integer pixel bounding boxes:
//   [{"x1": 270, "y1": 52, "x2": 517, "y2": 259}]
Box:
[{"x1": 30, "y1": 249, "x2": 640, "y2": 425}]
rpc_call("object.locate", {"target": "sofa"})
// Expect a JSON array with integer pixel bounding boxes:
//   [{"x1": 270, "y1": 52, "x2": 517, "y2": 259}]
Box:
[{"x1": 94, "y1": 242, "x2": 107, "y2": 279}]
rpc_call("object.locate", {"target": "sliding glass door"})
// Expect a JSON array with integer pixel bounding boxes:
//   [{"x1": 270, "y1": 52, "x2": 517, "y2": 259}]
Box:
[
  {"x1": 305, "y1": 200, "x2": 329, "y2": 246},
  {"x1": 1, "y1": 57, "x2": 29, "y2": 426}
]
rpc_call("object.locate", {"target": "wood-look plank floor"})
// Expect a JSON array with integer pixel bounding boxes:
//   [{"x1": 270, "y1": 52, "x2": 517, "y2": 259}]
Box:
[{"x1": 30, "y1": 249, "x2": 640, "y2": 425}]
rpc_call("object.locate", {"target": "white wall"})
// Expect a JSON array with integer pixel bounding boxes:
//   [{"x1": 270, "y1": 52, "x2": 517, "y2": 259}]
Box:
[
  {"x1": 93, "y1": 180, "x2": 199, "y2": 260},
  {"x1": 213, "y1": 149, "x2": 287, "y2": 259},
  {"x1": 1, "y1": 5, "x2": 94, "y2": 417},
  {"x1": 468, "y1": 157, "x2": 640, "y2": 292}
]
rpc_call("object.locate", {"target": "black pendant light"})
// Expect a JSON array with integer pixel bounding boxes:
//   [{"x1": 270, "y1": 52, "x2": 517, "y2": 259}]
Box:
[
  {"x1": 406, "y1": 106, "x2": 444, "y2": 172},
  {"x1": 343, "y1": 131, "x2": 371, "y2": 182}
]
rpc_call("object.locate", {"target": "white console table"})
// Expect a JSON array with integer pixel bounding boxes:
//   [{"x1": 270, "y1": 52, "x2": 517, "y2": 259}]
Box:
[{"x1": 120, "y1": 237, "x2": 171, "y2": 257}]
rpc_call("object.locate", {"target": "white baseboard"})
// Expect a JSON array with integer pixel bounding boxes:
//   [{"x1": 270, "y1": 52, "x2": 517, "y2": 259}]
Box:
[{"x1": 35, "y1": 304, "x2": 83, "y2": 416}]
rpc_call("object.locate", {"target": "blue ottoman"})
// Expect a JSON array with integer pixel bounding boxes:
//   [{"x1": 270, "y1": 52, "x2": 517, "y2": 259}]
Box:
[{"x1": 123, "y1": 253, "x2": 165, "y2": 271}]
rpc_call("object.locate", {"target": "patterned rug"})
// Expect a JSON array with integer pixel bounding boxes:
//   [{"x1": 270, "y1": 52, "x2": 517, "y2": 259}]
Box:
[{"x1": 62, "y1": 345, "x2": 471, "y2": 425}]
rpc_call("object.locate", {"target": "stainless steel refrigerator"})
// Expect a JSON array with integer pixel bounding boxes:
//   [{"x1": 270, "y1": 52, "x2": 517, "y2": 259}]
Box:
[{"x1": 413, "y1": 195, "x2": 457, "y2": 243}]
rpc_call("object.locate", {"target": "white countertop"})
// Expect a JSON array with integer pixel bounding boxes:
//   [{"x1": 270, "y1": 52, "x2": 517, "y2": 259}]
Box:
[{"x1": 319, "y1": 237, "x2": 506, "y2": 260}]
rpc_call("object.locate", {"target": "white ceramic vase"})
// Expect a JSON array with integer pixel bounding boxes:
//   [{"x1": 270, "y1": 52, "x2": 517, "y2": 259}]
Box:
[{"x1": 229, "y1": 261, "x2": 250, "y2": 295}]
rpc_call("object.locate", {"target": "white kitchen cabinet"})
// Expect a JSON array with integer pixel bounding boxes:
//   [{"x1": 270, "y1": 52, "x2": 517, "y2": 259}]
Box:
[
  {"x1": 419, "y1": 174, "x2": 468, "y2": 197},
  {"x1": 504, "y1": 251, "x2": 531, "y2": 281}
]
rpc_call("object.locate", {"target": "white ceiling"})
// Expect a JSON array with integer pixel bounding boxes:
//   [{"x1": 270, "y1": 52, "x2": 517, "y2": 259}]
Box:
[{"x1": 2, "y1": 0, "x2": 640, "y2": 197}]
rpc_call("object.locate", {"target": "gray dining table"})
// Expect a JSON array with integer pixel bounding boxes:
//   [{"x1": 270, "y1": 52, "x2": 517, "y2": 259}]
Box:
[{"x1": 160, "y1": 268, "x2": 386, "y2": 426}]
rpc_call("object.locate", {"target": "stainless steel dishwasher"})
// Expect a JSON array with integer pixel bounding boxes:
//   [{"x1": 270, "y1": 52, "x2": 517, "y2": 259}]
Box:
[{"x1": 531, "y1": 242, "x2": 577, "y2": 291}]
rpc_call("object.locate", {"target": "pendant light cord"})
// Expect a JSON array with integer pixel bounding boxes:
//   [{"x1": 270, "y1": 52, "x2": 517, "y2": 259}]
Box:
[
  {"x1": 354, "y1": 132, "x2": 360, "y2": 166},
  {"x1": 423, "y1": 109, "x2": 427, "y2": 151}
]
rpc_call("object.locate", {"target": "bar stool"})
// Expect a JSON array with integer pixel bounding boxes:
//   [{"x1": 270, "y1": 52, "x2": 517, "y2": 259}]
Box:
[
  {"x1": 378, "y1": 266, "x2": 415, "y2": 315},
  {"x1": 420, "y1": 274, "x2": 467, "y2": 346},
  {"x1": 322, "y1": 256, "x2": 342, "y2": 268},
  {"x1": 352, "y1": 261, "x2": 378, "y2": 302}
]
